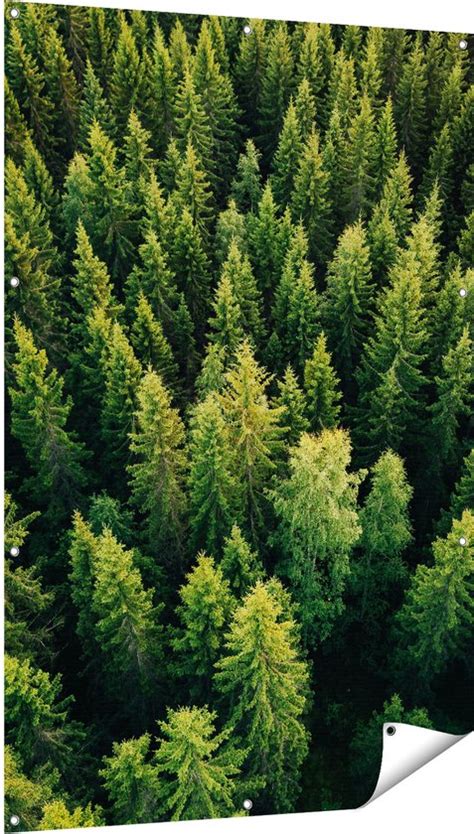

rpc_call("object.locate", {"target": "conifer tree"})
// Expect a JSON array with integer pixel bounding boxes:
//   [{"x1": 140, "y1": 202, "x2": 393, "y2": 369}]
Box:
[
  {"x1": 272, "y1": 223, "x2": 310, "y2": 343},
  {"x1": 173, "y1": 142, "x2": 213, "y2": 242},
  {"x1": 215, "y1": 200, "x2": 247, "y2": 265},
  {"x1": 352, "y1": 450, "x2": 412, "y2": 623},
  {"x1": 68, "y1": 512, "x2": 100, "y2": 657},
  {"x1": 4, "y1": 76, "x2": 30, "y2": 164},
  {"x1": 153, "y1": 706, "x2": 243, "y2": 821},
  {"x1": 168, "y1": 18, "x2": 192, "y2": 81},
  {"x1": 296, "y1": 23, "x2": 334, "y2": 131},
  {"x1": 341, "y1": 94, "x2": 376, "y2": 222},
  {"x1": 38, "y1": 801, "x2": 102, "y2": 831},
  {"x1": 215, "y1": 581, "x2": 310, "y2": 812},
  {"x1": 110, "y1": 17, "x2": 145, "y2": 133},
  {"x1": 128, "y1": 370, "x2": 187, "y2": 557},
  {"x1": 21, "y1": 138, "x2": 59, "y2": 231},
  {"x1": 231, "y1": 139, "x2": 262, "y2": 213},
  {"x1": 173, "y1": 554, "x2": 233, "y2": 697},
  {"x1": 274, "y1": 366, "x2": 310, "y2": 446},
  {"x1": 125, "y1": 229, "x2": 176, "y2": 328},
  {"x1": 291, "y1": 130, "x2": 332, "y2": 267},
  {"x1": 150, "y1": 25, "x2": 176, "y2": 154},
  {"x1": 273, "y1": 429, "x2": 363, "y2": 643},
  {"x1": 303, "y1": 334, "x2": 341, "y2": 431},
  {"x1": 367, "y1": 205, "x2": 399, "y2": 283},
  {"x1": 259, "y1": 23, "x2": 294, "y2": 155},
  {"x1": 4, "y1": 745, "x2": 54, "y2": 833},
  {"x1": 293, "y1": 78, "x2": 317, "y2": 142},
  {"x1": 88, "y1": 7, "x2": 114, "y2": 91},
  {"x1": 394, "y1": 511, "x2": 474, "y2": 687},
  {"x1": 328, "y1": 52, "x2": 358, "y2": 134},
  {"x1": 219, "y1": 241, "x2": 265, "y2": 347},
  {"x1": 123, "y1": 110, "x2": 155, "y2": 200},
  {"x1": 394, "y1": 39, "x2": 427, "y2": 175},
  {"x1": 323, "y1": 221, "x2": 374, "y2": 383},
  {"x1": 220, "y1": 525, "x2": 264, "y2": 597},
  {"x1": 208, "y1": 274, "x2": 244, "y2": 355},
  {"x1": 439, "y1": 450, "x2": 474, "y2": 535},
  {"x1": 355, "y1": 253, "x2": 428, "y2": 460},
  {"x1": 6, "y1": 26, "x2": 53, "y2": 158},
  {"x1": 247, "y1": 183, "x2": 281, "y2": 298},
  {"x1": 220, "y1": 341, "x2": 284, "y2": 543},
  {"x1": 430, "y1": 328, "x2": 473, "y2": 467},
  {"x1": 169, "y1": 207, "x2": 210, "y2": 333},
  {"x1": 71, "y1": 221, "x2": 118, "y2": 327},
  {"x1": 196, "y1": 343, "x2": 227, "y2": 399},
  {"x1": 373, "y1": 96, "x2": 398, "y2": 198},
  {"x1": 92, "y1": 529, "x2": 163, "y2": 713},
  {"x1": 100, "y1": 322, "x2": 142, "y2": 480},
  {"x1": 174, "y1": 71, "x2": 214, "y2": 180},
  {"x1": 43, "y1": 27, "x2": 79, "y2": 159},
  {"x1": 101, "y1": 735, "x2": 158, "y2": 825},
  {"x1": 284, "y1": 262, "x2": 321, "y2": 375},
  {"x1": 188, "y1": 394, "x2": 239, "y2": 554},
  {"x1": 375, "y1": 151, "x2": 413, "y2": 243},
  {"x1": 360, "y1": 28, "x2": 384, "y2": 105},
  {"x1": 271, "y1": 101, "x2": 303, "y2": 208},
  {"x1": 10, "y1": 320, "x2": 87, "y2": 516},
  {"x1": 130, "y1": 293, "x2": 178, "y2": 388},
  {"x1": 236, "y1": 19, "x2": 267, "y2": 130}
]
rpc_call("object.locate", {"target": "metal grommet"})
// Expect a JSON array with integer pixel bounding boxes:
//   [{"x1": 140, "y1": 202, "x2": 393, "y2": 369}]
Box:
[
  {"x1": 459, "y1": 537, "x2": 467, "y2": 547},
  {"x1": 459, "y1": 39, "x2": 468, "y2": 50},
  {"x1": 10, "y1": 817, "x2": 20, "y2": 828},
  {"x1": 459, "y1": 287, "x2": 467, "y2": 297},
  {"x1": 386, "y1": 726, "x2": 396, "y2": 736},
  {"x1": 10, "y1": 276, "x2": 20, "y2": 288},
  {"x1": 243, "y1": 24, "x2": 252, "y2": 35},
  {"x1": 10, "y1": 8, "x2": 20, "y2": 19},
  {"x1": 10, "y1": 546, "x2": 20, "y2": 557},
  {"x1": 242, "y1": 798, "x2": 253, "y2": 810}
]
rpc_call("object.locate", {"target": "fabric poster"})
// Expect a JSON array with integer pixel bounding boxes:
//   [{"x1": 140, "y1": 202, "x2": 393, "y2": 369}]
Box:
[{"x1": 3, "y1": 2, "x2": 473, "y2": 829}]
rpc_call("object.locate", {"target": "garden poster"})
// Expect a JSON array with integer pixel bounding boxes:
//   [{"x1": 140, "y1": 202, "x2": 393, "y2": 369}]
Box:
[{"x1": 3, "y1": 1, "x2": 473, "y2": 830}]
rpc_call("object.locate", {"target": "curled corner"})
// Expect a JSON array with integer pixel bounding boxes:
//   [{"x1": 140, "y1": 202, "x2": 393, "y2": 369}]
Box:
[{"x1": 363, "y1": 723, "x2": 467, "y2": 805}]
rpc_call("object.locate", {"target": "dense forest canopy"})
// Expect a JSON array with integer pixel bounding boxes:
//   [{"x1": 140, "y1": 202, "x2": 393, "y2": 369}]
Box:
[{"x1": 4, "y1": 3, "x2": 474, "y2": 828}]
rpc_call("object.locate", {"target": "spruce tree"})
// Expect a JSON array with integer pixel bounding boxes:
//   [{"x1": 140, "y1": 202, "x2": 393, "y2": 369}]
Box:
[
  {"x1": 394, "y1": 39, "x2": 427, "y2": 175},
  {"x1": 352, "y1": 450, "x2": 412, "y2": 623},
  {"x1": 247, "y1": 182, "x2": 281, "y2": 298},
  {"x1": 208, "y1": 274, "x2": 244, "y2": 355},
  {"x1": 10, "y1": 320, "x2": 87, "y2": 516},
  {"x1": 169, "y1": 207, "x2": 210, "y2": 335},
  {"x1": 296, "y1": 23, "x2": 334, "y2": 131},
  {"x1": 430, "y1": 328, "x2": 473, "y2": 467},
  {"x1": 125, "y1": 229, "x2": 176, "y2": 328},
  {"x1": 303, "y1": 333, "x2": 341, "y2": 431},
  {"x1": 215, "y1": 200, "x2": 247, "y2": 265},
  {"x1": 174, "y1": 70, "x2": 214, "y2": 181},
  {"x1": 149, "y1": 25, "x2": 176, "y2": 154},
  {"x1": 110, "y1": 16, "x2": 145, "y2": 134},
  {"x1": 173, "y1": 142, "x2": 213, "y2": 242},
  {"x1": 128, "y1": 370, "x2": 187, "y2": 558},
  {"x1": 341, "y1": 94, "x2": 376, "y2": 222},
  {"x1": 215, "y1": 581, "x2": 310, "y2": 812},
  {"x1": 323, "y1": 221, "x2": 374, "y2": 383},
  {"x1": 188, "y1": 394, "x2": 239, "y2": 554},
  {"x1": 220, "y1": 525, "x2": 264, "y2": 597},
  {"x1": 219, "y1": 340, "x2": 284, "y2": 543},
  {"x1": 219, "y1": 240, "x2": 265, "y2": 348},
  {"x1": 38, "y1": 801, "x2": 102, "y2": 830},
  {"x1": 373, "y1": 96, "x2": 398, "y2": 198},
  {"x1": 6, "y1": 26, "x2": 53, "y2": 158},
  {"x1": 70, "y1": 221, "x2": 118, "y2": 328},
  {"x1": 293, "y1": 78, "x2": 317, "y2": 142},
  {"x1": 236, "y1": 19, "x2": 267, "y2": 130},
  {"x1": 271, "y1": 100, "x2": 303, "y2": 208},
  {"x1": 258, "y1": 23, "x2": 294, "y2": 155},
  {"x1": 284, "y1": 261, "x2": 321, "y2": 375},
  {"x1": 394, "y1": 511, "x2": 474, "y2": 687},
  {"x1": 196, "y1": 343, "x2": 227, "y2": 399},
  {"x1": 291, "y1": 130, "x2": 332, "y2": 267},
  {"x1": 173, "y1": 554, "x2": 234, "y2": 697},
  {"x1": 43, "y1": 27, "x2": 79, "y2": 159},
  {"x1": 153, "y1": 706, "x2": 243, "y2": 821},
  {"x1": 273, "y1": 429, "x2": 363, "y2": 643},
  {"x1": 231, "y1": 139, "x2": 262, "y2": 213},
  {"x1": 375, "y1": 151, "x2": 414, "y2": 243},
  {"x1": 130, "y1": 293, "x2": 178, "y2": 388},
  {"x1": 100, "y1": 735, "x2": 158, "y2": 824},
  {"x1": 274, "y1": 366, "x2": 310, "y2": 446}
]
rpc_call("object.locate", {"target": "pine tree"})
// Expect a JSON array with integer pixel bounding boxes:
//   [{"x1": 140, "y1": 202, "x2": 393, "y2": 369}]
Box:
[
  {"x1": 149, "y1": 25, "x2": 176, "y2": 154},
  {"x1": 296, "y1": 23, "x2": 334, "y2": 131},
  {"x1": 352, "y1": 450, "x2": 412, "y2": 623},
  {"x1": 360, "y1": 28, "x2": 384, "y2": 106},
  {"x1": 130, "y1": 293, "x2": 178, "y2": 388},
  {"x1": 271, "y1": 101, "x2": 303, "y2": 208},
  {"x1": 188, "y1": 394, "x2": 239, "y2": 554},
  {"x1": 153, "y1": 706, "x2": 243, "y2": 821},
  {"x1": 373, "y1": 96, "x2": 398, "y2": 198},
  {"x1": 220, "y1": 525, "x2": 264, "y2": 597},
  {"x1": 236, "y1": 19, "x2": 267, "y2": 131},
  {"x1": 196, "y1": 343, "x2": 227, "y2": 399},
  {"x1": 259, "y1": 23, "x2": 294, "y2": 155},
  {"x1": 128, "y1": 370, "x2": 187, "y2": 558},
  {"x1": 394, "y1": 39, "x2": 427, "y2": 175},
  {"x1": 274, "y1": 366, "x2": 309, "y2": 446},
  {"x1": 341, "y1": 94, "x2": 376, "y2": 222},
  {"x1": 173, "y1": 142, "x2": 213, "y2": 242},
  {"x1": 247, "y1": 182, "x2": 281, "y2": 298},
  {"x1": 328, "y1": 52, "x2": 358, "y2": 135},
  {"x1": 323, "y1": 221, "x2": 374, "y2": 383},
  {"x1": 208, "y1": 274, "x2": 244, "y2": 355},
  {"x1": 125, "y1": 229, "x2": 176, "y2": 328},
  {"x1": 174, "y1": 70, "x2": 214, "y2": 180},
  {"x1": 70, "y1": 221, "x2": 118, "y2": 327},
  {"x1": 173, "y1": 554, "x2": 233, "y2": 697},
  {"x1": 291, "y1": 130, "x2": 332, "y2": 267},
  {"x1": 273, "y1": 429, "x2": 363, "y2": 643},
  {"x1": 10, "y1": 320, "x2": 87, "y2": 516},
  {"x1": 375, "y1": 151, "x2": 414, "y2": 243},
  {"x1": 430, "y1": 328, "x2": 473, "y2": 466},
  {"x1": 123, "y1": 110, "x2": 155, "y2": 200},
  {"x1": 4, "y1": 76, "x2": 30, "y2": 164},
  {"x1": 6, "y1": 26, "x2": 53, "y2": 158},
  {"x1": 219, "y1": 341, "x2": 285, "y2": 543},
  {"x1": 5, "y1": 654, "x2": 79, "y2": 769},
  {"x1": 215, "y1": 200, "x2": 247, "y2": 265},
  {"x1": 169, "y1": 207, "x2": 210, "y2": 334},
  {"x1": 110, "y1": 16, "x2": 145, "y2": 134},
  {"x1": 68, "y1": 512, "x2": 100, "y2": 657},
  {"x1": 100, "y1": 322, "x2": 142, "y2": 480},
  {"x1": 231, "y1": 139, "x2": 262, "y2": 213},
  {"x1": 100, "y1": 735, "x2": 158, "y2": 825},
  {"x1": 43, "y1": 27, "x2": 79, "y2": 159},
  {"x1": 21, "y1": 137, "x2": 59, "y2": 231},
  {"x1": 215, "y1": 581, "x2": 310, "y2": 812},
  {"x1": 303, "y1": 334, "x2": 341, "y2": 431},
  {"x1": 354, "y1": 252, "x2": 428, "y2": 460},
  {"x1": 219, "y1": 240, "x2": 265, "y2": 347},
  {"x1": 284, "y1": 261, "x2": 321, "y2": 374},
  {"x1": 394, "y1": 511, "x2": 474, "y2": 687},
  {"x1": 87, "y1": 7, "x2": 114, "y2": 91},
  {"x1": 92, "y1": 529, "x2": 163, "y2": 714},
  {"x1": 293, "y1": 78, "x2": 317, "y2": 142}
]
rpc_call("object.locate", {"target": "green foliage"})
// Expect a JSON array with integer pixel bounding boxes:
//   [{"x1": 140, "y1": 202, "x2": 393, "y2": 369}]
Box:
[
  {"x1": 215, "y1": 581, "x2": 310, "y2": 812},
  {"x1": 220, "y1": 525, "x2": 265, "y2": 597},
  {"x1": 291, "y1": 130, "x2": 332, "y2": 266},
  {"x1": 303, "y1": 334, "x2": 341, "y2": 431},
  {"x1": 101, "y1": 735, "x2": 158, "y2": 824},
  {"x1": 153, "y1": 706, "x2": 244, "y2": 820},
  {"x1": 273, "y1": 430, "x2": 363, "y2": 643}
]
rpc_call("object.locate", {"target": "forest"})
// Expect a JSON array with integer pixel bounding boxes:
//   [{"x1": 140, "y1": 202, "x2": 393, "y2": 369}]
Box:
[{"x1": 3, "y1": 2, "x2": 474, "y2": 829}]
